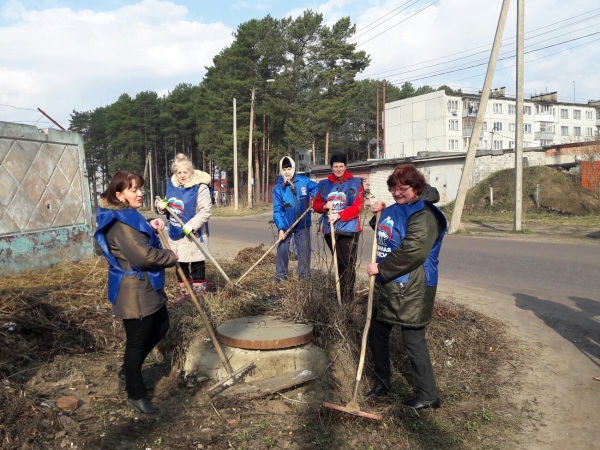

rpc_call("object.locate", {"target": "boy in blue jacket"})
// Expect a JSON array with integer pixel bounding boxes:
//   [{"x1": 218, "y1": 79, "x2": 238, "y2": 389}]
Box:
[{"x1": 272, "y1": 156, "x2": 318, "y2": 281}]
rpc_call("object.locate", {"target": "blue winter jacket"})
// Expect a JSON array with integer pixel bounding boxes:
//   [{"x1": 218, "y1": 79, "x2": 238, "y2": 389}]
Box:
[{"x1": 272, "y1": 174, "x2": 318, "y2": 232}]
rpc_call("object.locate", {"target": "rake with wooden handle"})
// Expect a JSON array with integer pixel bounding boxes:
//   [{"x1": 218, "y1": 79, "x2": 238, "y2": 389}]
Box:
[
  {"x1": 156, "y1": 228, "x2": 254, "y2": 395},
  {"x1": 329, "y1": 215, "x2": 342, "y2": 306},
  {"x1": 236, "y1": 207, "x2": 313, "y2": 285},
  {"x1": 322, "y1": 211, "x2": 382, "y2": 421},
  {"x1": 156, "y1": 196, "x2": 237, "y2": 289}
]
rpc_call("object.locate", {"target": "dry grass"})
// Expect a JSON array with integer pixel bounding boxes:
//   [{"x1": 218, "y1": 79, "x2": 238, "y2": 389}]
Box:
[{"x1": 0, "y1": 250, "x2": 525, "y2": 449}]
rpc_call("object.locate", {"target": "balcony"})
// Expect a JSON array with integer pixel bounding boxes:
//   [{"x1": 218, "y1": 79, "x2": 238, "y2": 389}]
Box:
[
  {"x1": 534, "y1": 113, "x2": 555, "y2": 123},
  {"x1": 534, "y1": 131, "x2": 555, "y2": 141},
  {"x1": 462, "y1": 108, "x2": 478, "y2": 117},
  {"x1": 463, "y1": 127, "x2": 473, "y2": 138}
]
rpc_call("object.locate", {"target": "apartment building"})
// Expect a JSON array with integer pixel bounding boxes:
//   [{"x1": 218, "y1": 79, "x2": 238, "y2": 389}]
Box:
[{"x1": 384, "y1": 89, "x2": 600, "y2": 158}]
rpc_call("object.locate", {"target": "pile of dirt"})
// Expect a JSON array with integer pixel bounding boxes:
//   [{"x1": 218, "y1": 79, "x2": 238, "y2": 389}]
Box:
[
  {"x1": 449, "y1": 166, "x2": 599, "y2": 216},
  {"x1": 0, "y1": 256, "x2": 524, "y2": 449}
]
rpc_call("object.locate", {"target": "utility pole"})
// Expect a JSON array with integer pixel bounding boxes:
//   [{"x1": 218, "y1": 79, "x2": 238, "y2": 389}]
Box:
[
  {"x1": 376, "y1": 83, "x2": 380, "y2": 159},
  {"x1": 233, "y1": 98, "x2": 239, "y2": 211},
  {"x1": 382, "y1": 80, "x2": 387, "y2": 158},
  {"x1": 449, "y1": 0, "x2": 511, "y2": 234},
  {"x1": 514, "y1": 0, "x2": 524, "y2": 231},
  {"x1": 247, "y1": 87, "x2": 255, "y2": 208}
]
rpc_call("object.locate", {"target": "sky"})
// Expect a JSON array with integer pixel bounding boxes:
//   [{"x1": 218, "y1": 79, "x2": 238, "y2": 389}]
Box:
[{"x1": 1, "y1": 0, "x2": 599, "y2": 129}]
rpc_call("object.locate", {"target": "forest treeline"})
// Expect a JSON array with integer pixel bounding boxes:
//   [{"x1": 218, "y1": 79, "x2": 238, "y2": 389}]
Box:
[{"x1": 69, "y1": 11, "x2": 457, "y2": 205}]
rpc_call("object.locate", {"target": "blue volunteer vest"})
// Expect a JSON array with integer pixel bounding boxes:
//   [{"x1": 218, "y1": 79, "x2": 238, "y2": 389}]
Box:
[
  {"x1": 375, "y1": 201, "x2": 446, "y2": 286},
  {"x1": 318, "y1": 177, "x2": 362, "y2": 234},
  {"x1": 94, "y1": 207, "x2": 166, "y2": 304},
  {"x1": 165, "y1": 179, "x2": 202, "y2": 241}
]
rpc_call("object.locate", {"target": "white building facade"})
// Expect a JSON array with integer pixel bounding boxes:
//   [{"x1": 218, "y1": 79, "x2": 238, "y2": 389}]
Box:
[{"x1": 384, "y1": 89, "x2": 600, "y2": 158}]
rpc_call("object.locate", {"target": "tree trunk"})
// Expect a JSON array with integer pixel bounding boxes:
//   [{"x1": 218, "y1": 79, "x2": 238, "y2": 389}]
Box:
[
  {"x1": 325, "y1": 123, "x2": 330, "y2": 165},
  {"x1": 254, "y1": 142, "x2": 261, "y2": 205}
]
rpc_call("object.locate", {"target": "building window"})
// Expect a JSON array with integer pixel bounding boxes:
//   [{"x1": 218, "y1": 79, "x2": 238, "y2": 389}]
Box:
[
  {"x1": 561, "y1": 126, "x2": 569, "y2": 136},
  {"x1": 509, "y1": 123, "x2": 516, "y2": 132},
  {"x1": 448, "y1": 139, "x2": 459, "y2": 150},
  {"x1": 586, "y1": 111, "x2": 593, "y2": 120},
  {"x1": 574, "y1": 109, "x2": 581, "y2": 119},
  {"x1": 449, "y1": 119, "x2": 459, "y2": 130},
  {"x1": 540, "y1": 139, "x2": 553, "y2": 146},
  {"x1": 298, "y1": 154, "x2": 304, "y2": 161},
  {"x1": 493, "y1": 103, "x2": 503, "y2": 113},
  {"x1": 482, "y1": 122, "x2": 487, "y2": 131},
  {"x1": 524, "y1": 123, "x2": 532, "y2": 133},
  {"x1": 574, "y1": 127, "x2": 581, "y2": 136},
  {"x1": 493, "y1": 140, "x2": 503, "y2": 150},
  {"x1": 523, "y1": 105, "x2": 532, "y2": 115},
  {"x1": 509, "y1": 141, "x2": 515, "y2": 149},
  {"x1": 493, "y1": 122, "x2": 503, "y2": 132},
  {"x1": 537, "y1": 104, "x2": 553, "y2": 115},
  {"x1": 447, "y1": 100, "x2": 458, "y2": 111},
  {"x1": 560, "y1": 108, "x2": 569, "y2": 119},
  {"x1": 508, "y1": 104, "x2": 516, "y2": 115}
]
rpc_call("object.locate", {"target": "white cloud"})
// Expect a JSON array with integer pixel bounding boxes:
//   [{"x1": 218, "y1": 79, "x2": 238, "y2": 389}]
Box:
[
  {"x1": 0, "y1": 0, "x2": 232, "y2": 126},
  {"x1": 1, "y1": 0, "x2": 598, "y2": 129}
]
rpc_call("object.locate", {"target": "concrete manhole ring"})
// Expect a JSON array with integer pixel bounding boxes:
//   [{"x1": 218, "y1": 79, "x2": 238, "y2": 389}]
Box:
[{"x1": 216, "y1": 315, "x2": 314, "y2": 350}]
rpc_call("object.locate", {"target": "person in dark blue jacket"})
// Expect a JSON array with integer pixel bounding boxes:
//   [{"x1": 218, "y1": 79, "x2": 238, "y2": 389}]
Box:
[{"x1": 272, "y1": 156, "x2": 318, "y2": 281}]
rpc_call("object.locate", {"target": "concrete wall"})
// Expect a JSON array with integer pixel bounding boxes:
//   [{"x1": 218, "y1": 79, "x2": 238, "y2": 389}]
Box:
[
  {"x1": 367, "y1": 148, "x2": 547, "y2": 207},
  {"x1": 0, "y1": 122, "x2": 94, "y2": 275}
]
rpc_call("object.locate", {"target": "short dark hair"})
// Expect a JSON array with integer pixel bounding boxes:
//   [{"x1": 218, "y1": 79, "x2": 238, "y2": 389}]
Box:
[
  {"x1": 386, "y1": 164, "x2": 427, "y2": 196},
  {"x1": 101, "y1": 171, "x2": 145, "y2": 206},
  {"x1": 282, "y1": 157, "x2": 292, "y2": 169},
  {"x1": 329, "y1": 153, "x2": 347, "y2": 167}
]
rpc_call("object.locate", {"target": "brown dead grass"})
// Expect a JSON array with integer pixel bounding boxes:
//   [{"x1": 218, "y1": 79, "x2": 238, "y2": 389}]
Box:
[{"x1": 0, "y1": 253, "x2": 524, "y2": 449}]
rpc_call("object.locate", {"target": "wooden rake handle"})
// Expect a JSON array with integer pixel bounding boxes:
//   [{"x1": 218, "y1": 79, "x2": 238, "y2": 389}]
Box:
[
  {"x1": 236, "y1": 207, "x2": 313, "y2": 285},
  {"x1": 157, "y1": 228, "x2": 234, "y2": 376},
  {"x1": 330, "y1": 215, "x2": 342, "y2": 306},
  {"x1": 351, "y1": 211, "x2": 381, "y2": 401},
  {"x1": 155, "y1": 196, "x2": 236, "y2": 288}
]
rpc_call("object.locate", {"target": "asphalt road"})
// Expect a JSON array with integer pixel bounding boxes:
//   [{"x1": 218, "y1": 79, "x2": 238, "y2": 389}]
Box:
[{"x1": 210, "y1": 212, "x2": 600, "y2": 363}]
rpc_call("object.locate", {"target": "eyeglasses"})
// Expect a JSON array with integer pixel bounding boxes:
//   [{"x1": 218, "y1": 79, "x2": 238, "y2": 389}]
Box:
[{"x1": 388, "y1": 185, "x2": 411, "y2": 194}]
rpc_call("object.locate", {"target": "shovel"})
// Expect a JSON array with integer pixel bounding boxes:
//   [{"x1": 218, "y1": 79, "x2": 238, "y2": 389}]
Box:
[
  {"x1": 236, "y1": 207, "x2": 313, "y2": 285},
  {"x1": 322, "y1": 211, "x2": 383, "y2": 421},
  {"x1": 157, "y1": 228, "x2": 255, "y2": 394},
  {"x1": 329, "y1": 215, "x2": 342, "y2": 306},
  {"x1": 156, "y1": 196, "x2": 237, "y2": 289}
]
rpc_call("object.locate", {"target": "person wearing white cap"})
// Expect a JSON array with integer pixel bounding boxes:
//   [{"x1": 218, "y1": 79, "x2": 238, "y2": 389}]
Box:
[{"x1": 272, "y1": 156, "x2": 318, "y2": 281}]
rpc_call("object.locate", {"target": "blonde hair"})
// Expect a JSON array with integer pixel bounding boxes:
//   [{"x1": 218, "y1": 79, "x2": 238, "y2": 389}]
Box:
[{"x1": 171, "y1": 153, "x2": 194, "y2": 173}]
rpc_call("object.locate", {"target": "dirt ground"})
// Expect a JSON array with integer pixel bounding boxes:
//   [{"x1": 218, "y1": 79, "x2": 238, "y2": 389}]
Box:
[
  {"x1": 209, "y1": 225, "x2": 600, "y2": 450},
  {"x1": 2, "y1": 221, "x2": 598, "y2": 449}
]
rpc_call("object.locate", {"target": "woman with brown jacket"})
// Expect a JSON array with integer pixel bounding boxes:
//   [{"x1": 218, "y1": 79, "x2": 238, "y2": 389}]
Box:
[{"x1": 95, "y1": 171, "x2": 178, "y2": 414}]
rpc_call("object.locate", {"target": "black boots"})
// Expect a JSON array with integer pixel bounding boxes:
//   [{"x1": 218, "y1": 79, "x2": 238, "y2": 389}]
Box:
[
  {"x1": 364, "y1": 380, "x2": 391, "y2": 401},
  {"x1": 127, "y1": 397, "x2": 159, "y2": 415},
  {"x1": 404, "y1": 396, "x2": 441, "y2": 410}
]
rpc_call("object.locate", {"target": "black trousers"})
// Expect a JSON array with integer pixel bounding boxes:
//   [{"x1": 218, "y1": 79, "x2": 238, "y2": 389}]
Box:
[
  {"x1": 176, "y1": 260, "x2": 206, "y2": 282},
  {"x1": 368, "y1": 318, "x2": 438, "y2": 401},
  {"x1": 122, "y1": 305, "x2": 169, "y2": 400},
  {"x1": 324, "y1": 232, "x2": 360, "y2": 303}
]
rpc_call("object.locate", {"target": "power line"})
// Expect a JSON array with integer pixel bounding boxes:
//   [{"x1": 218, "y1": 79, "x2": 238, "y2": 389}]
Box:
[
  {"x1": 381, "y1": 32, "x2": 600, "y2": 86},
  {"x1": 358, "y1": 8, "x2": 600, "y2": 80},
  {"x1": 356, "y1": 0, "x2": 440, "y2": 47}
]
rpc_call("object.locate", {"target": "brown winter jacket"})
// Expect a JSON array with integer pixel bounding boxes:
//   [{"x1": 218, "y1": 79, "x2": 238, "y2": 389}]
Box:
[{"x1": 101, "y1": 200, "x2": 178, "y2": 319}]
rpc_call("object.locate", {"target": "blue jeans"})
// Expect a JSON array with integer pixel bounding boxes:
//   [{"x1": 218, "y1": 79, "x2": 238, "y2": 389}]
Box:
[{"x1": 275, "y1": 226, "x2": 311, "y2": 280}]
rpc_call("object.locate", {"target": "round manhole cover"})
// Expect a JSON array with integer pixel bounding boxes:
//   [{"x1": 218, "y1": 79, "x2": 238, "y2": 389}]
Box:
[{"x1": 216, "y1": 315, "x2": 314, "y2": 350}]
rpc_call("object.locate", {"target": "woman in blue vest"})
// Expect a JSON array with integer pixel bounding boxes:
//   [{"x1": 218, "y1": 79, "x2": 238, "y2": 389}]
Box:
[
  {"x1": 313, "y1": 153, "x2": 364, "y2": 303},
  {"x1": 95, "y1": 171, "x2": 178, "y2": 415},
  {"x1": 272, "y1": 156, "x2": 318, "y2": 281},
  {"x1": 157, "y1": 153, "x2": 212, "y2": 301},
  {"x1": 364, "y1": 164, "x2": 447, "y2": 411}
]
